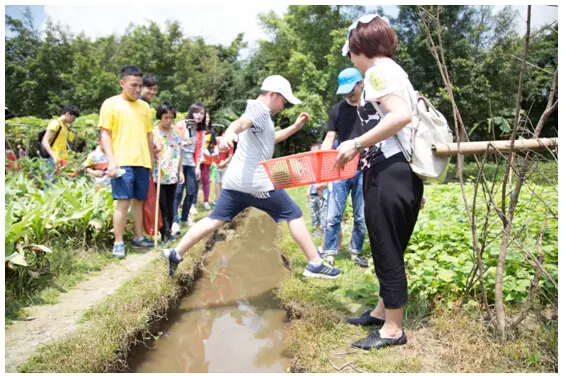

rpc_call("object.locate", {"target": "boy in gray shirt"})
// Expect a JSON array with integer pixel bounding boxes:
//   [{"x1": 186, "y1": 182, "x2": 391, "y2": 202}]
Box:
[{"x1": 162, "y1": 75, "x2": 341, "y2": 279}]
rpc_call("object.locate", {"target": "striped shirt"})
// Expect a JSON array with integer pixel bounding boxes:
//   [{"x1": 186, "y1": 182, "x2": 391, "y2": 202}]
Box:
[{"x1": 222, "y1": 100, "x2": 275, "y2": 194}]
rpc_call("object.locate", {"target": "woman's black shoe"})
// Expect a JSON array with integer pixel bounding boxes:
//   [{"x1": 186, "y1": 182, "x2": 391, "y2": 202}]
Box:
[
  {"x1": 345, "y1": 310, "x2": 385, "y2": 326},
  {"x1": 351, "y1": 329, "x2": 407, "y2": 350}
]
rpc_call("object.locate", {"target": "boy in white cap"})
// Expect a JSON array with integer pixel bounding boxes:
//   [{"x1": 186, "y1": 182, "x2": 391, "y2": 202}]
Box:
[{"x1": 162, "y1": 75, "x2": 341, "y2": 279}]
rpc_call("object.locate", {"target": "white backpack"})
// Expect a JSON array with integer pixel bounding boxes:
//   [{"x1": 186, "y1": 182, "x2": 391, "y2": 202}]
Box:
[{"x1": 374, "y1": 86, "x2": 453, "y2": 183}]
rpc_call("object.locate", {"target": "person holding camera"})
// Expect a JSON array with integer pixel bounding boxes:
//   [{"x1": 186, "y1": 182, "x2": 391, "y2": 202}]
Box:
[{"x1": 171, "y1": 103, "x2": 206, "y2": 235}]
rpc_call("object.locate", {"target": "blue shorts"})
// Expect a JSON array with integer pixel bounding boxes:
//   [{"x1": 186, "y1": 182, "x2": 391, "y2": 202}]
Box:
[
  {"x1": 111, "y1": 166, "x2": 150, "y2": 200},
  {"x1": 209, "y1": 189, "x2": 303, "y2": 223}
]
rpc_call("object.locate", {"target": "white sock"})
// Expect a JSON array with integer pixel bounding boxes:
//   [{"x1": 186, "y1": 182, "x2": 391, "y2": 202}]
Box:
[
  {"x1": 114, "y1": 241, "x2": 124, "y2": 246},
  {"x1": 308, "y1": 259, "x2": 323, "y2": 267},
  {"x1": 172, "y1": 249, "x2": 183, "y2": 262}
]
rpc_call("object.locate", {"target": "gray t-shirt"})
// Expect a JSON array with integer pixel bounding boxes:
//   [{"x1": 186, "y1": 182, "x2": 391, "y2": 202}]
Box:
[
  {"x1": 179, "y1": 121, "x2": 197, "y2": 167},
  {"x1": 222, "y1": 100, "x2": 275, "y2": 193}
]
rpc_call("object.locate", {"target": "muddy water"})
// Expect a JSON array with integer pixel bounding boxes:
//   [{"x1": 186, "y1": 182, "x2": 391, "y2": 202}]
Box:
[{"x1": 130, "y1": 209, "x2": 291, "y2": 373}]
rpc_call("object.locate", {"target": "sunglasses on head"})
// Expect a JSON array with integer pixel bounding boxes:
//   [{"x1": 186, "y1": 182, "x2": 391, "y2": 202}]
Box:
[{"x1": 342, "y1": 14, "x2": 390, "y2": 57}]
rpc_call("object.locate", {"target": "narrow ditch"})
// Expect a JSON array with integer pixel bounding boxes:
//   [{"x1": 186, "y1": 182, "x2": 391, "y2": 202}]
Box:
[{"x1": 127, "y1": 209, "x2": 291, "y2": 372}]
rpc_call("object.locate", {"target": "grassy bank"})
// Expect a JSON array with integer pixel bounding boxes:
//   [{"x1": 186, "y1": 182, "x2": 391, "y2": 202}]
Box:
[
  {"x1": 276, "y1": 185, "x2": 557, "y2": 372},
  {"x1": 5, "y1": 197, "x2": 211, "y2": 326},
  {"x1": 6, "y1": 245, "x2": 117, "y2": 326},
  {"x1": 19, "y1": 209, "x2": 219, "y2": 373}
]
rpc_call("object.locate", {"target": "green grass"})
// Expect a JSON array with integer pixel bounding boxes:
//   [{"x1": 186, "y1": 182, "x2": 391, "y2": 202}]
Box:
[
  {"x1": 20, "y1": 206, "x2": 217, "y2": 372},
  {"x1": 5, "y1": 246, "x2": 117, "y2": 326},
  {"x1": 276, "y1": 185, "x2": 557, "y2": 373},
  {"x1": 20, "y1": 236, "x2": 211, "y2": 372}
]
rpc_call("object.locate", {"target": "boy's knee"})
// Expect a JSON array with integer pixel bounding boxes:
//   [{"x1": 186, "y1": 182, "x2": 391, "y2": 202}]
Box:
[
  {"x1": 209, "y1": 218, "x2": 225, "y2": 229},
  {"x1": 115, "y1": 199, "x2": 131, "y2": 211}
]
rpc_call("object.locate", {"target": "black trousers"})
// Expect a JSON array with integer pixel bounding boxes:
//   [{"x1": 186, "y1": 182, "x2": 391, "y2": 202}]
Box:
[
  {"x1": 157, "y1": 184, "x2": 177, "y2": 237},
  {"x1": 363, "y1": 152, "x2": 424, "y2": 309}
]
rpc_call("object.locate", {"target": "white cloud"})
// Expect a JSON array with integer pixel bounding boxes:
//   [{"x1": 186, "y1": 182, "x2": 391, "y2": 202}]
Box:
[
  {"x1": 43, "y1": 3, "x2": 291, "y2": 47},
  {"x1": 41, "y1": 3, "x2": 558, "y2": 51},
  {"x1": 492, "y1": 5, "x2": 558, "y2": 31}
]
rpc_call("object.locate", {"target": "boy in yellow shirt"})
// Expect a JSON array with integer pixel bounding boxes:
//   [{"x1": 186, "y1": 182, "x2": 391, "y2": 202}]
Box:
[
  {"x1": 98, "y1": 65, "x2": 156, "y2": 258},
  {"x1": 41, "y1": 105, "x2": 80, "y2": 166}
]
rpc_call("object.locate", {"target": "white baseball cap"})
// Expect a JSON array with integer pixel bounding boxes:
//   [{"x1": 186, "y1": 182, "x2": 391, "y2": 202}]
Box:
[{"x1": 260, "y1": 75, "x2": 301, "y2": 105}]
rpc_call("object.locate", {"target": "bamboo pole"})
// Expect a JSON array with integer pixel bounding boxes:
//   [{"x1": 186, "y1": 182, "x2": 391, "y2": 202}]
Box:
[
  {"x1": 432, "y1": 138, "x2": 557, "y2": 156},
  {"x1": 154, "y1": 154, "x2": 162, "y2": 249}
]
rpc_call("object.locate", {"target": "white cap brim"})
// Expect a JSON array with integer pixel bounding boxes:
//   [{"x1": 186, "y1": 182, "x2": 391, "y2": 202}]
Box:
[
  {"x1": 342, "y1": 40, "x2": 350, "y2": 57},
  {"x1": 281, "y1": 92, "x2": 301, "y2": 105}
]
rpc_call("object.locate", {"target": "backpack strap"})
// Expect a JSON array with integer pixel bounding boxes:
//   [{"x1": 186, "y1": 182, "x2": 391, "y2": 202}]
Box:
[
  {"x1": 50, "y1": 119, "x2": 63, "y2": 147},
  {"x1": 370, "y1": 100, "x2": 412, "y2": 163}
]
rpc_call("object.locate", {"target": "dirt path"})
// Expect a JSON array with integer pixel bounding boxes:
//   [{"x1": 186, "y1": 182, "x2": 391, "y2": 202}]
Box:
[{"x1": 4, "y1": 249, "x2": 161, "y2": 372}]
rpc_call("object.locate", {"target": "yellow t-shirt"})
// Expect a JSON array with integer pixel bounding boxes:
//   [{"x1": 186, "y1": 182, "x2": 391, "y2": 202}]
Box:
[
  {"x1": 46, "y1": 119, "x2": 69, "y2": 160},
  {"x1": 97, "y1": 95, "x2": 152, "y2": 169}
]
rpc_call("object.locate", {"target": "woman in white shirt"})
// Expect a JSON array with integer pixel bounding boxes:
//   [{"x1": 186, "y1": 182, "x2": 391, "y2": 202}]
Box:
[{"x1": 336, "y1": 14, "x2": 424, "y2": 351}]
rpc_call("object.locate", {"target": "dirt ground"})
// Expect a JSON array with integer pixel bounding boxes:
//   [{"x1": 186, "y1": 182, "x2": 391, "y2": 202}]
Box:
[{"x1": 4, "y1": 250, "x2": 160, "y2": 372}]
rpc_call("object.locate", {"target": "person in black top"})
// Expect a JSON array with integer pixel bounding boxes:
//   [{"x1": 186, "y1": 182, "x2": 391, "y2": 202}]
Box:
[
  {"x1": 318, "y1": 67, "x2": 368, "y2": 268},
  {"x1": 139, "y1": 73, "x2": 158, "y2": 104}
]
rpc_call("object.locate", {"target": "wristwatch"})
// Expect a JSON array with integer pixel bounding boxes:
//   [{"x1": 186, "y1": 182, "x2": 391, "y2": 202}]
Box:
[{"x1": 353, "y1": 137, "x2": 364, "y2": 153}]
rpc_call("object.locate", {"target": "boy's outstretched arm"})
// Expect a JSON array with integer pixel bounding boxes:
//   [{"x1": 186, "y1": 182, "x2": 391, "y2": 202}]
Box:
[
  {"x1": 275, "y1": 113, "x2": 310, "y2": 144},
  {"x1": 219, "y1": 118, "x2": 253, "y2": 151}
]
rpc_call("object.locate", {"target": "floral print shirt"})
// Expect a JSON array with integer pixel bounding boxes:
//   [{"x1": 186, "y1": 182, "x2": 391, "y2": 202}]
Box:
[{"x1": 152, "y1": 127, "x2": 182, "y2": 184}]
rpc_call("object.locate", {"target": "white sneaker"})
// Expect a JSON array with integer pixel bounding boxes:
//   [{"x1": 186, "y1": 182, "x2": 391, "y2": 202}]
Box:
[
  {"x1": 188, "y1": 216, "x2": 194, "y2": 227},
  {"x1": 204, "y1": 202, "x2": 211, "y2": 210},
  {"x1": 171, "y1": 222, "x2": 181, "y2": 236},
  {"x1": 190, "y1": 205, "x2": 198, "y2": 215}
]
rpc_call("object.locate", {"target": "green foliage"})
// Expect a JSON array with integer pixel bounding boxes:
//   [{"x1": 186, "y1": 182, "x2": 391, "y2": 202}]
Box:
[
  {"x1": 444, "y1": 160, "x2": 558, "y2": 186},
  {"x1": 4, "y1": 157, "x2": 120, "y2": 316},
  {"x1": 6, "y1": 113, "x2": 100, "y2": 157},
  {"x1": 406, "y1": 183, "x2": 558, "y2": 305},
  {"x1": 5, "y1": 6, "x2": 558, "y2": 157}
]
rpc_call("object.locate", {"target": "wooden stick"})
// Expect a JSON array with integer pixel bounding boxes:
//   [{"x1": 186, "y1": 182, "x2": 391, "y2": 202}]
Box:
[
  {"x1": 432, "y1": 138, "x2": 557, "y2": 156},
  {"x1": 154, "y1": 154, "x2": 162, "y2": 249}
]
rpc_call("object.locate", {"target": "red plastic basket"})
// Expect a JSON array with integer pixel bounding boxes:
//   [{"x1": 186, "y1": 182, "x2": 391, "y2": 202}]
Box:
[{"x1": 260, "y1": 150, "x2": 360, "y2": 189}]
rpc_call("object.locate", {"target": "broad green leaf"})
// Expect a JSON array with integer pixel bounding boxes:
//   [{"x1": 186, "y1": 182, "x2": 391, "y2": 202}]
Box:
[
  {"x1": 5, "y1": 211, "x2": 35, "y2": 241},
  {"x1": 437, "y1": 268, "x2": 455, "y2": 282}
]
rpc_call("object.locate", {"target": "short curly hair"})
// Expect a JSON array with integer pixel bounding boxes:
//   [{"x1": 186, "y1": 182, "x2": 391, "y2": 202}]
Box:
[{"x1": 348, "y1": 17, "x2": 398, "y2": 59}]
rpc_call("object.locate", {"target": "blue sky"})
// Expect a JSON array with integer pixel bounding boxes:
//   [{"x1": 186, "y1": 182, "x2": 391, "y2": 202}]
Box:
[{"x1": 5, "y1": 5, "x2": 45, "y2": 36}]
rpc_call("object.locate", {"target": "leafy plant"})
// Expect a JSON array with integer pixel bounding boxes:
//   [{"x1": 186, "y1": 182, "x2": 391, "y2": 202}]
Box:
[{"x1": 404, "y1": 183, "x2": 558, "y2": 306}]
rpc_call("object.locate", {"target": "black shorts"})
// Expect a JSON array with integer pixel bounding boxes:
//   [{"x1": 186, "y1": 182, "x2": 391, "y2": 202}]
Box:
[{"x1": 209, "y1": 189, "x2": 303, "y2": 222}]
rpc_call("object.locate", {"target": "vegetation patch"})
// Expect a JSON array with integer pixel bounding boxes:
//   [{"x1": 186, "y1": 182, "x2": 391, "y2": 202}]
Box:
[{"x1": 276, "y1": 185, "x2": 557, "y2": 373}]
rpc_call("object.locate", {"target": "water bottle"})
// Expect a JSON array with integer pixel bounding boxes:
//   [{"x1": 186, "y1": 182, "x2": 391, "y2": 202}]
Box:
[{"x1": 114, "y1": 168, "x2": 126, "y2": 179}]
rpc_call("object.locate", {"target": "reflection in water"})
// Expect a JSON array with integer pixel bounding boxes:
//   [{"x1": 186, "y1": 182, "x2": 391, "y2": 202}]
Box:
[{"x1": 131, "y1": 210, "x2": 290, "y2": 373}]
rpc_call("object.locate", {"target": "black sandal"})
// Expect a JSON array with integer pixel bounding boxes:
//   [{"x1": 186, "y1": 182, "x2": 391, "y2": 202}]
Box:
[
  {"x1": 351, "y1": 329, "x2": 407, "y2": 350},
  {"x1": 344, "y1": 310, "x2": 385, "y2": 327}
]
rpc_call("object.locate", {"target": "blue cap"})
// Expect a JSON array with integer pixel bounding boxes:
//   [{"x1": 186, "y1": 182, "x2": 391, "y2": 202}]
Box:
[{"x1": 336, "y1": 68, "x2": 363, "y2": 95}]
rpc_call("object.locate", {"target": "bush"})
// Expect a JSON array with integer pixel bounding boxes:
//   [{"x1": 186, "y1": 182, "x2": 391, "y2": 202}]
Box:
[{"x1": 445, "y1": 160, "x2": 557, "y2": 186}]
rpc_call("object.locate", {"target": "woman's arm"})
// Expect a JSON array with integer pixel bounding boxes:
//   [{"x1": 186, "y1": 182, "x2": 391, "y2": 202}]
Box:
[{"x1": 336, "y1": 92, "x2": 411, "y2": 166}]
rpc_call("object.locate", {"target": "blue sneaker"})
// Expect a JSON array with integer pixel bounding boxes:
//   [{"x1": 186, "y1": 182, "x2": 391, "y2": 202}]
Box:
[
  {"x1": 112, "y1": 243, "x2": 126, "y2": 259},
  {"x1": 162, "y1": 248, "x2": 182, "y2": 276},
  {"x1": 303, "y1": 260, "x2": 341, "y2": 279},
  {"x1": 132, "y1": 237, "x2": 153, "y2": 248}
]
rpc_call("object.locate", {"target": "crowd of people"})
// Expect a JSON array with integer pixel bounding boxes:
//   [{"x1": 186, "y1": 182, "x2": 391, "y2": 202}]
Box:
[{"x1": 33, "y1": 13, "x2": 428, "y2": 351}]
